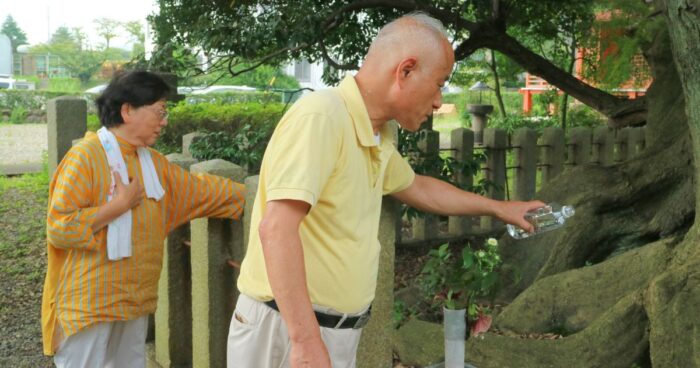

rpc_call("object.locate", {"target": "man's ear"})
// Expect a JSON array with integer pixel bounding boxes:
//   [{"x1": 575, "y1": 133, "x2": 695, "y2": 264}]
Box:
[
  {"x1": 120, "y1": 103, "x2": 132, "y2": 124},
  {"x1": 395, "y1": 57, "x2": 418, "y2": 87}
]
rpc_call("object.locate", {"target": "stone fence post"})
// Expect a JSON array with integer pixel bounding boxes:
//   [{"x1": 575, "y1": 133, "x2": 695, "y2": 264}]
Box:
[
  {"x1": 411, "y1": 129, "x2": 440, "y2": 240},
  {"x1": 539, "y1": 127, "x2": 565, "y2": 183},
  {"x1": 47, "y1": 96, "x2": 87, "y2": 177},
  {"x1": 628, "y1": 127, "x2": 645, "y2": 158},
  {"x1": 448, "y1": 128, "x2": 474, "y2": 236},
  {"x1": 190, "y1": 159, "x2": 247, "y2": 368},
  {"x1": 512, "y1": 128, "x2": 537, "y2": 200},
  {"x1": 615, "y1": 128, "x2": 630, "y2": 162},
  {"x1": 481, "y1": 128, "x2": 507, "y2": 231},
  {"x1": 568, "y1": 127, "x2": 592, "y2": 167},
  {"x1": 357, "y1": 198, "x2": 399, "y2": 367},
  {"x1": 156, "y1": 153, "x2": 199, "y2": 368},
  {"x1": 592, "y1": 126, "x2": 615, "y2": 166}
]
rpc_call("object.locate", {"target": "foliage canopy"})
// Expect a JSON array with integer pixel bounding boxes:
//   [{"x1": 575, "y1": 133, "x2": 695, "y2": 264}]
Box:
[{"x1": 149, "y1": 0, "x2": 655, "y2": 126}]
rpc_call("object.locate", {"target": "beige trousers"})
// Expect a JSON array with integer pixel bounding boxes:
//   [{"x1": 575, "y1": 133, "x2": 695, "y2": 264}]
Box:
[
  {"x1": 227, "y1": 294, "x2": 364, "y2": 368},
  {"x1": 53, "y1": 315, "x2": 148, "y2": 368}
]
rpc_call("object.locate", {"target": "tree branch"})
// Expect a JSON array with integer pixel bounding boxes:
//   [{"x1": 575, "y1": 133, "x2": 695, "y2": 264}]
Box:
[
  {"x1": 320, "y1": 0, "x2": 478, "y2": 33},
  {"x1": 481, "y1": 26, "x2": 625, "y2": 116},
  {"x1": 319, "y1": 38, "x2": 358, "y2": 70}
]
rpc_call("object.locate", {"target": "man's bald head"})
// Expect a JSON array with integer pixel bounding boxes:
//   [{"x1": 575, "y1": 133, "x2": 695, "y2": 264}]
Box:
[
  {"x1": 365, "y1": 12, "x2": 451, "y2": 70},
  {"x1": 355, "y1": 12, "x2": 454, "y2": 132}
]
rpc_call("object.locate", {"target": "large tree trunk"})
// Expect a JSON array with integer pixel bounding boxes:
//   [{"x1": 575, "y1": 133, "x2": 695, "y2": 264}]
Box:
[
  {"x1": 396, "y1": 5, "x2": 700, "y2": 366},
  {"x1": 476, "y1": 6, "x2": 699, "y2": 366}
]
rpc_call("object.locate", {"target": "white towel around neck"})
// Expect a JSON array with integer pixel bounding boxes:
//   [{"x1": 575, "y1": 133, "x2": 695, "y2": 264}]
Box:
[{"x1": 97, "y1": 127, "x2": 165, "y2": 261}]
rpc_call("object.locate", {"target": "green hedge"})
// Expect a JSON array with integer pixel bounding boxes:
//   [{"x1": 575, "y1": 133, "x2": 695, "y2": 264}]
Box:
[
  {"x1": 0, "y1": 90, "x2": 70, "y2": 111},
  {"x1": 183, "y1": 90, "x2": 289, "y2": 105},
  {"x1": 155, "y1": 101, "x2": 285, "y2": 154},
  {"x1": 0, "y1": 90, "x2": 99, "y2": 124}
]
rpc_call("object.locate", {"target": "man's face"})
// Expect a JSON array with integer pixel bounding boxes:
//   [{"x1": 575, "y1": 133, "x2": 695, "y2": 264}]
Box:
[
  {"x1": 126, "y1": 99, "x2": 168, "y2": 147},
  {"x1": 395, "y1": 42, "x2": 454, "y2": 132}
]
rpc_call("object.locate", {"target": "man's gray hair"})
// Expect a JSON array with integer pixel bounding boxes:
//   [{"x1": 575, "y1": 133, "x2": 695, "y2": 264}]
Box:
[
  {"x1": 368, "y1": 12, "x2": 449, "y2": 57},
  {"x1": 384, "y1": 12, "x2": 448, "y2": 39}
]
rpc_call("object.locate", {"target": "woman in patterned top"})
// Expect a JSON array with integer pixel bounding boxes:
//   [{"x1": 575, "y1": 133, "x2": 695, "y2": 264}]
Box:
[{"x1": 42, "y1": 70, "x2": 245, "y2": 368}]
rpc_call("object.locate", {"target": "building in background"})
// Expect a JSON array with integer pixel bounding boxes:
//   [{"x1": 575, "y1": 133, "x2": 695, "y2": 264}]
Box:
[
  {"x1": 0, "y1": 34, "x2": 12, "y2": 76},
  {"x1": 284, "y1": 58, "x2": 329, "y2": 91}
]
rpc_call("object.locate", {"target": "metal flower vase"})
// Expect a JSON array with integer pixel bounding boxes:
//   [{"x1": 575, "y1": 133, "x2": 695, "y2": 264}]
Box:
[{"x1": 427, "y1": 307, "x2": 477, "y2": 368}]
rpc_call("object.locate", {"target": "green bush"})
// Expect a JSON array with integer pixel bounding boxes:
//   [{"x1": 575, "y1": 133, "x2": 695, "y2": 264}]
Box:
[
  {"x1": 183, "y1": 91, "x2": 287, "y2": 105},
  {"x1": 46, "y1": 78, "x2": 82, "y2": 93},
  {"x1": 567, "y1": 104, "x2": 605, "y2": 128},
  {"x1": 0, "y1": 90, "x2": 68, "y2": 112},
  {"x1": 9, "y1": 106, "x2": 28, "y2": 124},
  {"x1": 189, "y1": 125, "x2": 270, "y2": 174},
  {"x1": 155, "y1": 101, "x2": 285, "y2": 155},
  {"x1": 489, "y1": 114, "x2": 559, "y2": 134},
  {"x1": 87, "y1": 113, "x2": 101, "y2": 132}
]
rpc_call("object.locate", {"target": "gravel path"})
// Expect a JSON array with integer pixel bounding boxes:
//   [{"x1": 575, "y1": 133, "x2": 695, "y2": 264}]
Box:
[{"x1": 0, "y1": 124, "x2": 48, "y2": 165}]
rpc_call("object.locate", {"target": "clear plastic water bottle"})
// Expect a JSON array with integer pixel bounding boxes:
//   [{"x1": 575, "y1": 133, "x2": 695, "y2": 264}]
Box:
[{"x1": 507, "y1": 203, "x2": 575, "y2": 239}]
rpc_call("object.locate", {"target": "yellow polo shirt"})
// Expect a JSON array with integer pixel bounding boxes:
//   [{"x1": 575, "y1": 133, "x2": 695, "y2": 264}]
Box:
[{"x1": 237, "y1": 74, "x2": 415, "y2": 313}]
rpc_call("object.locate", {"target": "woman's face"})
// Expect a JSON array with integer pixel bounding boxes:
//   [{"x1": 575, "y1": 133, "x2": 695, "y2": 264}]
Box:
[{"x1": 122, "y1": 99, "x2": 168, "y2": 147}]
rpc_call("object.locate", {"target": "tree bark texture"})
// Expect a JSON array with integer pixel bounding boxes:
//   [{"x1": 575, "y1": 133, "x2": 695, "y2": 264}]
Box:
[{"x1": 396, "y1": 7, "x2": 700, "y2": 366}]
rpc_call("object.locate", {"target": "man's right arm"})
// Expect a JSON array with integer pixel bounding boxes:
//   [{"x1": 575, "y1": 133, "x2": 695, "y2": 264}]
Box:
[{"x1": 259, "y1": 199, "x2": 331, "y2": 368}]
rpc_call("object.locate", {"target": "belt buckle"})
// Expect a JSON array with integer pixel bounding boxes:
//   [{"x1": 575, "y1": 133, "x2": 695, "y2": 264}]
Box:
[{"x1": 353, "y1": 311, "x2": 371, "y2": 329}]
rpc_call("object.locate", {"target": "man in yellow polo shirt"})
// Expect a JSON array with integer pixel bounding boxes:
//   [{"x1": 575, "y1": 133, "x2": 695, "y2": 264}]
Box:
[{"x1": 229, "y1": 12, "x2": 544, "y2": 368}]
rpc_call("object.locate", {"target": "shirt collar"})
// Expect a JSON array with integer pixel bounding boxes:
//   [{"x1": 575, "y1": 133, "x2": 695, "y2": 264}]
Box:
[{"x1": 337, "y1": 73, "x2": 382, "y2": 147}]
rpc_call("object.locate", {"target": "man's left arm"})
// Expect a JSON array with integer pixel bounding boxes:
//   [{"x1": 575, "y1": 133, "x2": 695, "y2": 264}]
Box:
[{"x1": 391, "y1": 174, "x2": 545, "y2": 232}]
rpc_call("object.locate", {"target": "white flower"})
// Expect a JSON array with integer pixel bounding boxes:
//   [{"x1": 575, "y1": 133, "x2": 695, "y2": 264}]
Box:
[{"x1": 487, "y1": 238, "x2": 498, "y2": 246}]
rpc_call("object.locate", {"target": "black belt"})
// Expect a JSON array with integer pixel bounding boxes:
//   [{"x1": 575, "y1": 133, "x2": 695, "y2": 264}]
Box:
[{"x1": 264, "y1": 299, "x2": 371, "y2": 329}]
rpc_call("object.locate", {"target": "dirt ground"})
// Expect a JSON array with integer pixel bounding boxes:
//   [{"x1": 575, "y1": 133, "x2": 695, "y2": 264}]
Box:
[{"x1": 0, "y1": 182, "x2": 53, "y2": 367}]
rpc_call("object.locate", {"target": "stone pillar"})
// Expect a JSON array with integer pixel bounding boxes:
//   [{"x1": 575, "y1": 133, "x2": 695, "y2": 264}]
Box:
[
  {"x1": 512, "y1": 128, "x2": 537, "y2": 200},
  {"x1": 190, "y1": 159, "x2": 247, "y2": 368},
  {"x1": 568, "y1": 127, "x2": 592, "y2": 167},
  {"x1": 540, "y1": 127, "x2": 565, "y2": 183},
  {"x1": 615, "y1": 128, "x2": 630, "y2": 162},
  {"x1": 592, "y1": 126, "x2": 615, "y2": 166},
  {"x1": 182, "y1": 132, "x2": 205, "y2": 158},
  {"x1": 467, "y1": 104, "x2": 494, "y2": 145},
  {"x1": 411, "y1": 129, "x2": 440, "y2": 240},
  {"x1": 156, "y1": 153, "x2": 198, "y2": 368},
  {"x1": 481, "y1": 128, "x2": 507, "y2": 231},
  {"x1": 243, "y1": 175, "x2": 259, "y2": 254},
  {"x1": 448, "y1": 128, "x2": 474, "y2": 236},
  {"x1": 628, "y1": 127, "x2": 645, "y2": 158},
  {"x1": 47, "y1": 97, "x2": 87, "y2": 177},
  {"x1": 357, "y1": 198, "x2": 398, "y2": 368}
]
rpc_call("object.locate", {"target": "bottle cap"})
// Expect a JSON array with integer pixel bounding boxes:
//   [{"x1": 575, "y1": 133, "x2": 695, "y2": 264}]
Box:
[{"x1": 561, "y1": 205, "x2": 575, "y2": 217}]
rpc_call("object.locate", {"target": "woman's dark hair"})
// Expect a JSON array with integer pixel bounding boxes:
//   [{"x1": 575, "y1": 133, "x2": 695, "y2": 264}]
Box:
[{"x1": 95, "y1": 70, "x2": 171, "y2": 128}]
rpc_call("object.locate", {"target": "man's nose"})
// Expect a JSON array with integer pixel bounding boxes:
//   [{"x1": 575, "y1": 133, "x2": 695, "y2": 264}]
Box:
[{"x1": 432, "y1": 91, "x2": 443, "y2": 109}]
